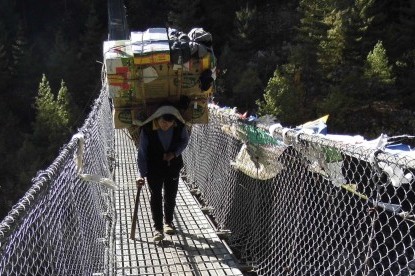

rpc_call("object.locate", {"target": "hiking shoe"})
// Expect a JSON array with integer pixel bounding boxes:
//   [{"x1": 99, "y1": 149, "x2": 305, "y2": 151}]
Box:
[
  {"x1": 164, "y1": 223, "x2": 176, "y2": 235},
  {"x1": 153, "y1": 230, "x2": 164, "y2": 242}
]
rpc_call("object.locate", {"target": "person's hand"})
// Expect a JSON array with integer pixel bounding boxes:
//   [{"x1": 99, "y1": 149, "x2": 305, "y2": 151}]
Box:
[
  {"x1": 163, "y1": 152, "x2": 175, "y2": 162},
  {"x1": 136, "y1": 177, "x2": 145, "y2": 188}
]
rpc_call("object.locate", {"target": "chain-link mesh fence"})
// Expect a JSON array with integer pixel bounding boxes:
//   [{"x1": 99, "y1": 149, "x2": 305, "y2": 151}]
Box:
[
  {"x1": 0, "y1": 81, "x2": 115, "y2": 275},
  {"x1": 2, "y1": 83, "x2": 415, "y2": 276},
  {"x1": 183, "y1": 108, "x2": 415, "y2": 276}
]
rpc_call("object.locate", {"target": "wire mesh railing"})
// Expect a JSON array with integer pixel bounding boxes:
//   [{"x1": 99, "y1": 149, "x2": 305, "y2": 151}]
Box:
[
  {"x1": 1, "y1": 80, "x2": 415, "y2": 275},
  {"x1": 182, "y1": 108, "x2": 415, "y2": 276},
  {"x1": 0, "y1": 84, "x2": 115, "y2": 276}
]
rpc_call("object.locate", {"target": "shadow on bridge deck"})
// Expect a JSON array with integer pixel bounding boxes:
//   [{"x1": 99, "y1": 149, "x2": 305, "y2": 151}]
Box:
[{"x1": 114, "y1": 130, "x2": 244, "y2": 276}]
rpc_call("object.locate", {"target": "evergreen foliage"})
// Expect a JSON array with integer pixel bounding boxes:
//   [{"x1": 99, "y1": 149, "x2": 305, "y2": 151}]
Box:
[
  {"x1": 365, "y1": 40, "x2": 395, "y2": 85},
  {"x1": 234, "y1": 4, "x2": 257, "y2": 50},
  {"x1": 257, "y1": 66, "x2": 306, "y2": 125},
  {"x1": 32, "y1": 75, "x2": 71, "y2": 158}
]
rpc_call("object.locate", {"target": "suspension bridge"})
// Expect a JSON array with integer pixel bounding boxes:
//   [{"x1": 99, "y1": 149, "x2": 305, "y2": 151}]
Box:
[
  {"x1": 1, "y1": 84, "x2": 415, "y2": 275},
  {"x1": 2, "y1": 1, "x2": 415, "y2": 275}
]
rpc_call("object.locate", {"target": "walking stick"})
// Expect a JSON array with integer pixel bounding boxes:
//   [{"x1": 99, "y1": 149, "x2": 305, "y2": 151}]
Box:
[{"x1": 130, "y1": 179, "x2": 144, "y2": 240}]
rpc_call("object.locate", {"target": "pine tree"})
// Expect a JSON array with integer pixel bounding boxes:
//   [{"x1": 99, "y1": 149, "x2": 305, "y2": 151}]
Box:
[
  {"x1": 364, "y1": 40, "x2": 395, "y2": 100},
  {"x1": 314, "y1": 0, "x2": 378, "y2": 133},
  {"x1": 233, "y1": 4, "x2": 258, "y2": 52},
  {"x1": 365, "y1": 41, "x2": 394, "y2": 84},
  {"x1": 35, "y1": 74, "x2": 56, "y2": 130},
  {"x1": 289, "y1": 0, "x2": 331, "y2": 102},
  {"x1": 56, "y1": 79, "x2": 72, "y2": 128},
  {"x1": 318, "y1": 9, "x2": 346, "y2": 83},
  {"x1": 268, "y1": 0, "x2": 332, "y2": 122},
  {"x1": 363, "y1": 0, "x2": 411, "y2": 60},
  {"x1": 33, "y1": 74, "x2": 59, "y2": 155},
  {"x1": 342, "y1": 0, "x2": 375, "y2": 66},
  {"x1": 33, "y1": 75, "x2": 69, "y2": 149},
  {"x1": 16, "y1": 75, "x2": 72, "y2": 183},
  {"x1": 15, "y1": 75, "x2": 55, "y2": 196},
  {"x1": 256, "y1": 66, "x2": 306, "y2": 125}
]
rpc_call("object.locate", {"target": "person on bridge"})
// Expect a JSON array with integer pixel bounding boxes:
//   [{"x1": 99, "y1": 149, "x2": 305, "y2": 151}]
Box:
[{"x1": 136, "y1": 105, "x2": 190, "y2": 242}]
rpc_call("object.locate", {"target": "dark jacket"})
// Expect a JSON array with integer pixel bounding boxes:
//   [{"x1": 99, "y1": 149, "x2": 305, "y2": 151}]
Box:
[{"x1": 143, "y1": 122, "x2": 185, "y2": 178}]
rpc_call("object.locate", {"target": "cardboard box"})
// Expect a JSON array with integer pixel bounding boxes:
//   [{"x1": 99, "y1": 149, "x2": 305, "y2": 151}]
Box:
[
  {"x1": 107, "y1": 77, "x2": 142, "y2": 107},
  {"x1": 112, "y1": 91, "x2": 141, "y2": 108},
  {"x1": 201, "y1": 53, "x2": 214, "y2": 70},
  {"x1": 131, "y1": 28, "x2": 169, "y2": 50},
  {"x1": 137, "y1": 63, "x2": 170, "y2": 81},
  {"x1": 108, "y1": 70, "x2": 174, "y2": 107},
  {"x1": 104, "y1": 31, "x2": 216, "y2": 117},
  {"x1": 113, "y1": 102, "x2": 171, "y2": 128},
  {"x1": 109, "y1": 80, "x2": 182, "y2": 108},
  {"x1": 169, "y1": 55, "x2": 215, "y2": 96},
  {"x1": 178, "y1": 73, "x2": 200, "y2": 95},
  {"x1": 113, "y1": 108, "x2": 134, "y2": 129},
  {"x1": 140, "y1": 79, "x2": 170, "y2": 99},
  {"x1": 105, "y1": 56, "x2": 135, "y2": 75},
  {"x1": 103, "y1": 40, "x2": 131, "y2": 54},
  {"x1": 186, "y1": 53, "x2": 215, "y2": 74},
  {"x1": 131, "y1": 28, "x2": 170, "y2": 65},
  {"x1": 131, "y1": 103, "x2": 160, "y2": 122},
  {"x1": 182, "y1": 96, "x2": 209, "y2": 124},
  {"x1": 103, "y1": 40, "x2": 134, "y2": 75},
  {"x1": 170, "y1": 73, "x2": 214, "y2": 96},
  {"x1": 104, "y1": 46, "x2": 136, "y2": 102},
  {"x1": 114, "y1": 95, "x2": 210, "y2": 128},
  {"x1": 107, "y1": 81, "x2": 135, "y2": 99},
  {"x1": 135, "y1": 64, "x2": 179, "y2": 100},
  {"x1": 107, "y1": 74, "x2": 135, "y2": 86},
  {"x1": 134, "y1": 52, "x2": 170, "y2": 65},
  {"x1": 113, "y1": 104, "x2": 151, "y2": 128}
]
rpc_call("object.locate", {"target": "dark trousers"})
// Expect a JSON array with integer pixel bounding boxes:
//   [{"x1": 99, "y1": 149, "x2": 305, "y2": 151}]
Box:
[{"x1": 147, "y1": 174, "x2": 179, "y2": 231}]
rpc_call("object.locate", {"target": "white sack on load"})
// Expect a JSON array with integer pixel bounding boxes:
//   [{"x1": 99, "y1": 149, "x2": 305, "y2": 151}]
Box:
[{"x1": 231, "y1": 144, "x2": 285, "y2": 180}]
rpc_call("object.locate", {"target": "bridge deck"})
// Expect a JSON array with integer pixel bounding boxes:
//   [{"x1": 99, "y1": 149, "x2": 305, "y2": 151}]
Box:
[{"x1": 113, "y1": 129, "x2": 244, "y2": 276}]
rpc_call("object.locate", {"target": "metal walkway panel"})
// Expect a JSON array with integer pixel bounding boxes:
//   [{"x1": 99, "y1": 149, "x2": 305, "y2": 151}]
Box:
[{"x1": 114, "y1": 129, "x2": 244, "y2": 276}]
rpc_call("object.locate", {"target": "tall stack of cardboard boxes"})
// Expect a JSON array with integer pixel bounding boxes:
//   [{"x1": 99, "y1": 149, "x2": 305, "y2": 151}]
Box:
[{"x1": 103, "y1": 27, "x2": 215, "y2": 141}]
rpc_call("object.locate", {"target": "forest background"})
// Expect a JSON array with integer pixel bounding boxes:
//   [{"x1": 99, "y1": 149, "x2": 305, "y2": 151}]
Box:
[{"x1": 0, "y1": 0, "x2": 414, "y2": 220}]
